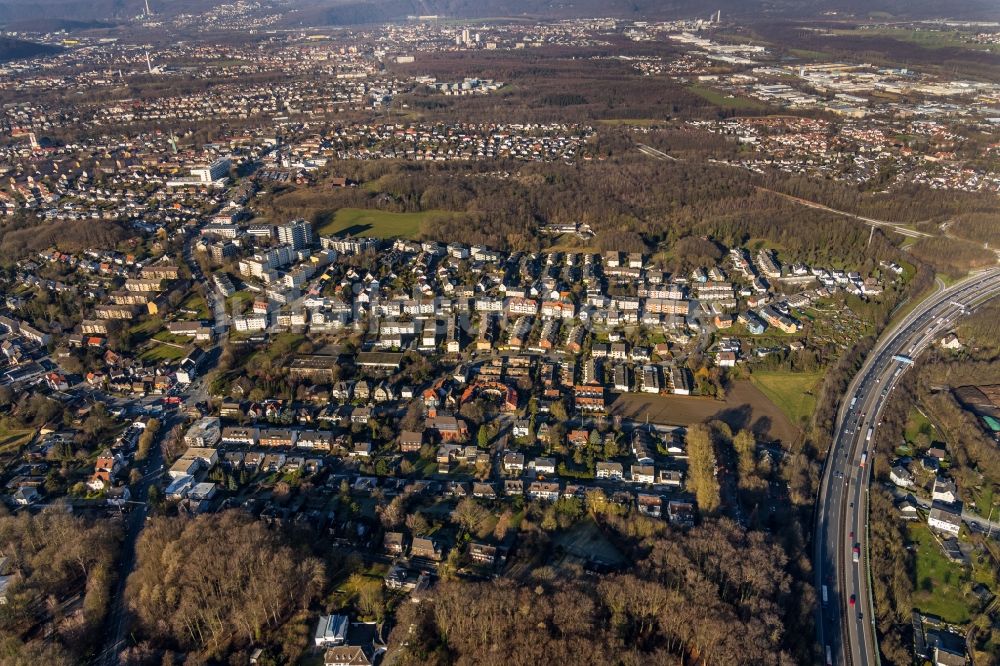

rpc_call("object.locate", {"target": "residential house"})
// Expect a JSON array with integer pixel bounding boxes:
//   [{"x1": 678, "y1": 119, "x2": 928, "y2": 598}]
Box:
[
  {"x1": 530, "y1": 457, "x2": 556, "y2": 475},
  {"x1": 399, "y1": 430, "x2": 424, "y2": 453},
  {"x1": 657, "y1": 469, "x2": 683, "y2": 489},
  {"x1": 631, "y1": 465, "x2": 655, "y2": 484},
  {"x1": 595, "y1": 461, "x2": 624, "y2": 480},
  {"x1": 889, "y1": 465, "x2": 914, "y2": 488},
  {"x1": 324, "y1": 645, "x2": 374, "y2": 666},
  {"x1": 427, "y1": 415, "x2": 467, "y2": 442},
  {"x1": 932, "y1": 477, "x2": 959, "y2": 505},
  {"x1": 928, "y1": 506, "x2": 962, "y2": 536},
  {"x1": 411, "y1": 536, "x2": 443, "y2": 561},
  {"x1": 527, "y1": 481, "x2": 561, "y2": 502},
  {"x1": 637, "y1": 494, "x2": 662, "y2": 518},
  {"x1": 502, "y1": 451, "x2": 525, "y2": 474},
  {"x1": 383, "y1": 532, "x2": 407, "y2": 556},
  {"x1": 469, "y1": 542, "x2": 498, "y2": 566},
  {"x1": 504, "y1": 479, "x2": 524, "y2": 496},
  {"x1": 472, "y1": 482, "x2": 496, "y2": 499}
]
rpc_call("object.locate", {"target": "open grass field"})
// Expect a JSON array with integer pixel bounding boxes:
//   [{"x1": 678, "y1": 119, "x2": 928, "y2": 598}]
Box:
[
  {"x1": 908, "y1": 521, "x2": 977, "y2": 624},
  {"x1": 128, "y1": 317, "x2": 163, "y2": 343},
  {"x1": 788, "y1": 48, "x2": 833, "y2": 60},
  {"x1": 687, "y1": 84, "x2": 766, "y2": 110},
  {"x1": 316, "y1": 207, "x2": 454, "y2": 239},
  {"x1": 830, "y1": 28, "x2": 1000, "y2": 53},
  {"x1": 0, "y1": 427, "x2": 34, "y2": 453},
  {"x1": 610, "y1": 380, "x2": 800, "y2": 445},
  {"x1": 596, "y1": 118, "x2": 665, "y2": 127},
  {"x1": 749, "y1": 370, "x2": 824, "y2": 428},
  {"x1": 139, "y1": 341, "x2": 190, "y2": 362},
  {"x1": 153, "y1": 330, "x2": 194, "y2": 345}
]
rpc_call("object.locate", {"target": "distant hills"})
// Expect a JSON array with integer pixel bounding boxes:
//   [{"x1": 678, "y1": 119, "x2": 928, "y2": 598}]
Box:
[
  {"x1": 4, "y1": 18, "x2": 115, "y2": 32},
  {"x1": 0, "y1": 0, "x2": 996, "y2": 28},
  {"x1": 307, "y1": 0, "x2": 1000, "y2": 23},
  {"x1": 0, "y1": 36, "x2": 61, "y2": 62}
]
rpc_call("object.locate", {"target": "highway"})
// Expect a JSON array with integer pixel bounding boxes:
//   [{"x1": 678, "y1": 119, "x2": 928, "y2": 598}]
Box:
[{"x1": 815, "y1": 267, "x2": 1000, "y2": 666}]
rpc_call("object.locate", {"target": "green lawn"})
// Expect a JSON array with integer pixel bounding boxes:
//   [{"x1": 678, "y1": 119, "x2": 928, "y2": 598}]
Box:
[
  {"x1": 226, "y1": 290, "x2": 256, "y2": 316},
  {"x1": 908, "y1": 522, "x2": 975, "y2": 623},
  {"x1": 129, "y1": 317, "x2": 163, "y2": 342},
  {"x1": 140, "y1": 342, "x2": 190, "y2": 362},
  {"x1": 688, "y1": 84, "x2": 766, "y2": 111},
  {"x1": 316, "y1": 207, "x2": 456, "y2": 239},
  {"x1": 788, "y1": 48, "x2": 832, "y2": 59},
  {"x1": 749, "y1": 370, "x2": 824, "y2": 427},
  {"x1": 153, "y1": 330, "x2": 193, "y2": 345},
  {"x1": 971, "y1": 484, "x2": 998, "y2": 520},
  {"x1": 250, "y1": 332, "x2": 303, "y2": 364},
  {"x1": 179, "y1": 293, "x2": 210, "y2": 320},
  {"x1": 904, "y1": 406, "x2": 938, "y2": 446}
]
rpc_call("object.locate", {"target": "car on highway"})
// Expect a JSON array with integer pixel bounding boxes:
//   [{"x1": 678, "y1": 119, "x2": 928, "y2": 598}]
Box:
[
  {"x1": 849, "y1": 594, "x2": 856, "y2": 607},
  {"x1": 849, "y1": 531, "x2": 854, "y2": 539},
  {"x1": 852, "y1": 545, "x2": 860, "y2": 563}
]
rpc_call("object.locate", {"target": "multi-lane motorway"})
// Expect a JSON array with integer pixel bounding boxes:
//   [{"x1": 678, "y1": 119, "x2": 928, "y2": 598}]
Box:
[{"x1": 815, "y1": 267, "x2": 1000, "y2": 666}]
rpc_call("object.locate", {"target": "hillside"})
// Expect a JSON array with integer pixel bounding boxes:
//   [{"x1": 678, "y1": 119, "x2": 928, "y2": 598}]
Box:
[
  {"x1": 0, "y1": 0, "x2": 997, "y2": 27},
  {"x1": 0, "y1": 36, "x2": 61, "y2": 62}
]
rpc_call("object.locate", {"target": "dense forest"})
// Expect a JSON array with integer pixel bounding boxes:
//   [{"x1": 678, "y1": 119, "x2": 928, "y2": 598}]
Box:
[
  {"x1": 124, "y1": 511, "x2": 326, "y2": 664},
  {"x1": 948, "y1": 213, "x2": 1000, "y2": 246},
  {"x1": 390, "y1": 517, "x2": 804, "y2": 665},
  {"x1": 957, "y1": 300, "x2": 1000, "y2": 360},
  {"x1": 391, "y1": 47, "x2": 776, "y2": 125},
  {"x1": 105, "y1": 474, "x2": 821, "y2": 665},
  {"x1": 265, "y1": 153, "x2": 912, "y2": 272},
  {"x1": 0, "y1": 216, "x2": 132, "y2": 266},
  {"x1": 0, "y1": 509, "x2": 120, "y2": 665},
  {"x1": 0, "y1": 37, "x2": 60, "y2": 63},
  {"x1": 906, "y1": 237, "x2": 997, "y2": 278}
]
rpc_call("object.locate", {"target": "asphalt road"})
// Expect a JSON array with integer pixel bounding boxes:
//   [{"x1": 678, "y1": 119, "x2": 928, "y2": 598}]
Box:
[
  {"x1": 814, "y1": 267, "x2": 1000, "y2": 666},
  {"x1": 93, "y1": 412, "x2": 173, "y2": 666}
]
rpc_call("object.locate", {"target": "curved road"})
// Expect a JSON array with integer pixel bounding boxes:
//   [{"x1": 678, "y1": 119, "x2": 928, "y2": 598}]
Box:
[
  {"x1": 815, "y1": 267, "x2": 1000, "y2": 666},
  {"x1": 635, "y1": 142, "x2": 930, "y2": 239}
]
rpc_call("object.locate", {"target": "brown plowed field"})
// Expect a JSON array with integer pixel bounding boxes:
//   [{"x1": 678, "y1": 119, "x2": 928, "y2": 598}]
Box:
[{"x1": 609, "y1": 380, "x2": 801, "y2": 446}]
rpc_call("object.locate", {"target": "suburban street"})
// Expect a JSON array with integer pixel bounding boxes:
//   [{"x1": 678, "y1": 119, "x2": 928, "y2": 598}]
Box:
[
  {"x1": 94, "y1": 224, "x2": 228, "y2": 666},
  {"x1": 93, "y1": 412, "x2": 172, "y2": 666},
  {"x1": 815, "y1": 267, "x2": 1000, "y2": 666}
]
